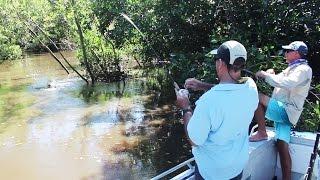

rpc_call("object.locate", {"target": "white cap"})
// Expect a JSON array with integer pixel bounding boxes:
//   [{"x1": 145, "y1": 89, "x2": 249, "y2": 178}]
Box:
[
  {"x1": 282, "y1": 41, "x2": 308, "y2": 56},
  {"x1": 209, "y1": 40, "x2": 247, "y2": 65}
]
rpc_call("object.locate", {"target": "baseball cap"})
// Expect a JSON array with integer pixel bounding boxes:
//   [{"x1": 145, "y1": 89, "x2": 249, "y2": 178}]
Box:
[
  {"x1": 282, "y1": 41, "x2": 308, "y2": 56},
  {"x1": 209, "y1": 40, "x2": 247, "y2": 65}
]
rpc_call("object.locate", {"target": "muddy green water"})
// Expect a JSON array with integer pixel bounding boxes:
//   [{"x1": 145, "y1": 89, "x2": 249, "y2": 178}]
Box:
[{"x1": 0, "y1": 52, "x2": 191, "y2": 180}]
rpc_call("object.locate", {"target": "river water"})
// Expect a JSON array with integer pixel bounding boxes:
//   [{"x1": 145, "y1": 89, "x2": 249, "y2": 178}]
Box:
[{"x1": 0, "y1": 52, "x2": 191, "y2": 180}]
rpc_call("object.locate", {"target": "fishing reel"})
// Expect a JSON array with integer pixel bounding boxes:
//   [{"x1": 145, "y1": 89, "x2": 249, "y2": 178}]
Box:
[{"x1": 174, "y1": 82, "x2": 190, "y2": 98}]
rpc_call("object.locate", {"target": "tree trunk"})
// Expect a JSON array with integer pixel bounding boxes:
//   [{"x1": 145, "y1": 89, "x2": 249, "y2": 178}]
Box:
[
  {"x1": 103, "y1": 35, "x2": 121, "y2": 73},
  {"x1": 71, "y1": 0, "x2": 95, "y2": 85}
]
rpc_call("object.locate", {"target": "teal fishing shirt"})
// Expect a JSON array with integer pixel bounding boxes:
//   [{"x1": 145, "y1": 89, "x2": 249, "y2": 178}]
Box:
[{"x1": 187, "y1": 78, "x2": 258, "y2": 180}]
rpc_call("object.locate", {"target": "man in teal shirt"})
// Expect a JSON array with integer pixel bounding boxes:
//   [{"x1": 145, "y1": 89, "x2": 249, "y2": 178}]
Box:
[{"x1": 176, "y1": 40, "x2": 259, "y2": 179}]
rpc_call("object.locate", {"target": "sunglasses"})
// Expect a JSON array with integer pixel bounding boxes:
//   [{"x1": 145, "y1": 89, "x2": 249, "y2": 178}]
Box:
[{"x1": 285, "y1": 49, "x2": 295, "y2": 53}]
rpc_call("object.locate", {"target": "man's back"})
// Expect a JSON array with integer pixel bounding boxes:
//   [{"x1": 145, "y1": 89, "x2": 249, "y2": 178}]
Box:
[{"x1": 187, "y1": 78, "x2": 258, "y2": 179}]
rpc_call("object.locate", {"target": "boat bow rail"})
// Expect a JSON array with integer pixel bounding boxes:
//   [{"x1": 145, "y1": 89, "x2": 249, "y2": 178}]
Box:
[{"x1": 151, "y1": 157, "x2": 195, "y2": 180}]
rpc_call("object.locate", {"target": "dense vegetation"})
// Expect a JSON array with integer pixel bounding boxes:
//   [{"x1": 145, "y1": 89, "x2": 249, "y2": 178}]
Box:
[{"x1": 0, "y1": 0, "x2": 319, "y2": 131}]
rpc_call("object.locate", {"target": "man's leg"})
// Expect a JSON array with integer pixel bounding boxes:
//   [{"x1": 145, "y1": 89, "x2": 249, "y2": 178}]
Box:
[
  {"x1": 276, "y1": 139, "x2": 291, "y2": 180},
  {"x1": 249, "y1": 93, "x2": 270, "y2": 141},
  {"x1": 194, "y1": 163, "x2": 204, "y2": 180}
]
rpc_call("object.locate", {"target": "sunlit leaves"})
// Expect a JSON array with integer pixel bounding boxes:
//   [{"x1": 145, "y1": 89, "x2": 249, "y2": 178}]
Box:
[{"x1": 0, "y1": 0, "x2": 75, "y2": 59}]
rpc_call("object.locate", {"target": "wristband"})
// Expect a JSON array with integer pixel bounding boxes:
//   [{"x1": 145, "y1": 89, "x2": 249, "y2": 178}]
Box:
[{"x1": 181, "y1": 107, "x2": 192, "y2": 116}]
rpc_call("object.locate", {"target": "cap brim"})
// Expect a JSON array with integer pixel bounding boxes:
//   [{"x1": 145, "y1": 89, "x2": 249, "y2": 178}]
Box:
[
  {"x1": 282, "y1": 45, "x2": 293, "y2": 50},
  {"x1": 209, "y1": 49, "x2": 218, "y2": 55}
]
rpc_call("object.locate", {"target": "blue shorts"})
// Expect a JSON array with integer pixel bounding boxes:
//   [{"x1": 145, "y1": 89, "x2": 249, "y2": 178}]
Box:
[{"x1": 265, "y1": 98, "x2": 292, "y2": 143}]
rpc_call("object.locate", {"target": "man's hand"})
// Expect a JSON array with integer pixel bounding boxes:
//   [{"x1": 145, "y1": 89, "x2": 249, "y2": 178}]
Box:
[
  {"x1": 256, "y1": 69, "x2": 275, "y2": 79},
  {"x1": 255, "y1": 70, "x2": 268, "y2": 79},
  {"x1": 184, "y1": 78, "x2": 202, "y2": 91},
  {"x1": 176, "y1": 92, "x2": 190, "y2": 110},
  {"x1": 266, "y1": 69, "x2": 275, "y2": 74},
  {"x1": 185, "y1": 78, "x2": 214, "y2": 91},
  {"x1": 175, "y1": 87, "x2": 196, "y2": 146}
]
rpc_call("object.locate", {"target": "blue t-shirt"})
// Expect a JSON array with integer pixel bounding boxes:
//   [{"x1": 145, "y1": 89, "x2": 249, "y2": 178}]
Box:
[{"x1": 187, "y1": 78, "x2": 258, "y2": 180}]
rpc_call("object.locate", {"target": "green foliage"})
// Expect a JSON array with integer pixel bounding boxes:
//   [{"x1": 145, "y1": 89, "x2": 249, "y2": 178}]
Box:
[
  {"x1": 80, "y1": 26, "x2": 125, "y2": 82},
  {"x1": 0, "y1": 41, "x2": 22, "y2": 61},
  {"x1": 1, "y1": 0, "x2": 319, "y2": 130},
  {"x1": 170, "y1": 52, "x2": 216, "y2": 85},
  {"x1": 296, "y1": 100, "x2": 320, "y2": 132},
  {"x1": 86, "y1": 1, "x2": 320, "y2": 131},
  {"x1": 0, "y1": 0, "x2": 75, "y2": 60},
  {"x1": 67, "y1": 0, "x2": 126, "y2": 82},
  {"x1": 102, "y1": 0, "x2": 318, "y2": 131},
  {"x1": 0, "y1": 3, "x2": 23, "y2": 60}
]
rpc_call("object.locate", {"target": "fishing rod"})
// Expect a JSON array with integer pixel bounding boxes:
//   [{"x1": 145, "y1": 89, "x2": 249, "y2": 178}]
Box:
[
  {"x1": 121, "y1": 13, "x2": 275, "y2": 95},
  {"x1": 120, "y1": 13, "x2": 176, "y2": 83},
  {"x1": 119, "y1": 14, "x2": 199, "y2": 106},
  {"x1": 241, "y1": 68, "x2": 268, "y2": 85},
  {"x1": 121, "y1": 13, "x2": 191, "y2": 99},
  {"x1": 304, "y1": 125, "x2": 320, "y2": 180},
  {"x1": 304, "y1": 91, "x2": 320, "y2": 180},
  {"x1": 241, "y1": 68, "x2": 276, "y2": 97},
  {"x1": 242, "y1": 69, "x2": 257, "y2": 81}
]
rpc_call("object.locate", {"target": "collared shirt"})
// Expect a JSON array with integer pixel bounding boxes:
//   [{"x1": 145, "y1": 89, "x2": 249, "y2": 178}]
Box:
[
  {"x1": 289, "y1": 58, "x2": 308, "y2": 67},
  {"x1": 265, "y1": 60, "x2": 312, "y2": 125},
  {"x1": 187, "y1": 78, "x2": 258, "y2": 180}
]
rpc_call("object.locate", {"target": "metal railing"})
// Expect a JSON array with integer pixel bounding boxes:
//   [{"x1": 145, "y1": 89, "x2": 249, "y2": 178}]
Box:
[
  {"x1": 151, "y1": 157, "x2": 195, "y2": 180},
  {"x1": 304, "y1": 131, "x2": 320, "y2": 180}
]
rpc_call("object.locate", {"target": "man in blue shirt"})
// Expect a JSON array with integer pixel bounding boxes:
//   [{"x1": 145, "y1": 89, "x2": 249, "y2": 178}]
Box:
[{"x1": 176, "y1": 40, "x2": 259, "y2": 179}]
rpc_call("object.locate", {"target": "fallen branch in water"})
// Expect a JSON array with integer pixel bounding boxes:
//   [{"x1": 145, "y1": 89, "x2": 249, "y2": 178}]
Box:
[
  {"x1": 29, "y1": 20, "x2": 89, "y2": 85},
  {"x1": 25, "y1": 23, "x2": 70, "y2": 74}
]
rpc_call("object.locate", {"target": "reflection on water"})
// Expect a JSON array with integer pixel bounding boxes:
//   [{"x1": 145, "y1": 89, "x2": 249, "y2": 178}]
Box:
[{"x1": 0, "y1": 52, "x2": 192, "y2": 180}]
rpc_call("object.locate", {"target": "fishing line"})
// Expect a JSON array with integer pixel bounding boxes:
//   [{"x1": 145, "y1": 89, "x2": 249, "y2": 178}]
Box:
[
  {"x1": 241, "y1": 68, "x2": 269, "y2": 93},
  {"x1": 120, "y1": 13, "x2": 177, "y2": 86}
]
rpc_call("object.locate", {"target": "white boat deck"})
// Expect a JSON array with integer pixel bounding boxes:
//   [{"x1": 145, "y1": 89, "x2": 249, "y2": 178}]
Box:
[
  {"x1": 243, "y1": 129, "x2": 277, "y2": 180},
  {"x1": 152, "y1": 128, "x2": 319, "y2": 180}
]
